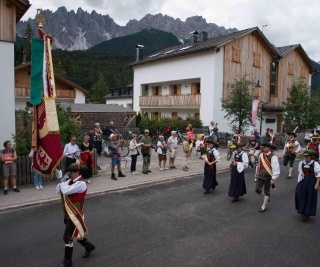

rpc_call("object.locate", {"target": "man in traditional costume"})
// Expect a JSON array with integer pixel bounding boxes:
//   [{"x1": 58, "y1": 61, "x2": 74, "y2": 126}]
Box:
[
  {"x1": 283, "y1": 132, "x2": 301, "y2": 179},
  {"x1": 203, "y1": 138, "x2": 220, "y2": 194},
  {"x1": 307, "y1": 135, "x2": 320, "y2": 162},
  {"x1": 295, "y1": 150, "x2": 320, "y2": 221},
  {"x1": 228, "y1": 143, "x2": 248, "y2": 202},
  {"x1": 56, "y1": 164, "x2": 95, "y2": 267},
  {"x1": 255, "y1": 143, "x2": 280, "y2": 212}
]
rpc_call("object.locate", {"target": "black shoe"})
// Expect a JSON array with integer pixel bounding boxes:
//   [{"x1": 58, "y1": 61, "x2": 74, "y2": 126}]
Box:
[
  {"x1": 118, "y1": 172, "x2": 126, "y2": 177},
  {"x1": 258, "y1": 207, "x2": 267, "y2": 213},
  {"x1": 82, "y1": 244, "x2": 96, "y2": 258},
  {"x1": 4, "y1": 189, "x2": 8, "y2": 195},
  {"x1": 147, "y1": 170, "x2": 152, "y2": 172},
  {"x1": 13, "y1": 188, "x2": 20, "y2": 193},
  {"x1": 142, "y1": 171, "x2": 148, "y2": 174},
  {"x1": 58, "y1": 260, "x2": 73, "y2": 267},
  {"x1": 111, "y1": 173, "x2": 117, "y2": 180}
]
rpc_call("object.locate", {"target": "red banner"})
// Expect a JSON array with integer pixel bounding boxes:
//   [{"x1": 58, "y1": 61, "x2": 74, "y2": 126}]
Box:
[{"x1": 251, "y1": 99, "x2": 260, "y2": 125}]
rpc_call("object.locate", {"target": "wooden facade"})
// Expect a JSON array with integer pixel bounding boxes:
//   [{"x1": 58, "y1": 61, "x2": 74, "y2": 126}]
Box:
[
  {"x1": 139, "y1": 94, "x2": 201, "y2": 108},
  {"x1": 222, "y1": 32, "x2": 278, "y2": 103},
  {"x1": 0, "y1": 0, "x2": 30, "y2": 42},
  {"x1": 15, "y1": 63, "x2": 88, "y2": 100}
]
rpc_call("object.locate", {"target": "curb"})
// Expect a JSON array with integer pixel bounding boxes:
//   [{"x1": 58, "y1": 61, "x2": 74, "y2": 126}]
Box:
[{"x1": 0, "y1": 167, "x2": 229, "y2": 213}]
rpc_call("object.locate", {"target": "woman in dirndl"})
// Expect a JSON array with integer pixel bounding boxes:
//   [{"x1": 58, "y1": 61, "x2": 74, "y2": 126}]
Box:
[
  {"x1": 295, "y1": 150, "x2": 320, "y2": 221},
  {"x1": 203, "y1": 139, "x2": 220, "y2": 194},
  {"x1": 228, "y1": 143, "x2": 248, "y2": 202}
]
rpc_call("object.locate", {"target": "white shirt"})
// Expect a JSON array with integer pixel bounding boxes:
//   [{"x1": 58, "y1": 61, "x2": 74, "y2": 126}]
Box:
[
  {"x1": 297, "y1": 160, "x2": 320, "y2": 182},
  {"x1": 129, "y1": 139, "x2": 142, "y2": 156},
  {"x1": 157, "y1": 141, "x2": 167, "y2": 154},
  {"x1": 56, "y1": 176, "x2": 87, "y2": 195},
  {"x1": 231, "y1": 150, "x2": 249, "y2": 172},
  {"x1": 63, "y1": 142, "x2": 80, "y2": 159},
  {"x1": 206, "y1": 147, "x2": 221, "y2": 162},
  {"x1": 167, "y1": 136, "x2": 178, "y2": 149}
]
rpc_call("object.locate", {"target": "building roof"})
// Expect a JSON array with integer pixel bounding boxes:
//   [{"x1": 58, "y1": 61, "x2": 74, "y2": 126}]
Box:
[
  {"x1": 9, "y1": 0, "x2": 31, "y2": 22},
  {"x1": 130, "y1": 27, "x2": 279, "y2": 66},
  {"x1": 15, "y1": 62, "x2": 90, "y2": 95},
  {"x1": 276, "y1": 44, "x2": 317, "y2": 74},
  {"x1": 58, "y1": 103, "x2": 134, "y2": 113}
]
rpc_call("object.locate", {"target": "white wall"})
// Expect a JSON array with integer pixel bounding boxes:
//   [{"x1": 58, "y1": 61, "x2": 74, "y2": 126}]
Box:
[
  {"x1": 0, "y1": 42, "x2": 16, "y2": 144},
  {"x1": 133, "y1": 50, "x2": 228, "y2": 130},
  {"x1": 74, "y1": 89, "x2": 86, "y2": 103}
]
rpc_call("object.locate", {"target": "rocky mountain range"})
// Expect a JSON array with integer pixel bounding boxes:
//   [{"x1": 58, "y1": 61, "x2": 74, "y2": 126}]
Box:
[{"x1": 16, "y1": 6, "x2": 237, "y2": 51}]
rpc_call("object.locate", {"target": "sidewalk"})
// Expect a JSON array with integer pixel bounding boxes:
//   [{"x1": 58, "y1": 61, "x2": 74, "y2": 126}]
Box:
[{"x1": 0, "y1": 148, "x2": 283, "y2": 212}]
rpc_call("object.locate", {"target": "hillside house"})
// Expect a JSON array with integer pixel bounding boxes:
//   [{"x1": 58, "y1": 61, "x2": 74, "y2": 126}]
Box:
[
  {"x1": 15, "y1": 62, "x2": 88, "y2": 110},
  {"x1": 0, "y1": 0, "x2": 30, "y2": 143},
  {"x1": 104, "y1": 84, "x2": 133, "y2": 109},
  {"x1": 131, "y1": 27, "x2": 316, "y2": 134}
]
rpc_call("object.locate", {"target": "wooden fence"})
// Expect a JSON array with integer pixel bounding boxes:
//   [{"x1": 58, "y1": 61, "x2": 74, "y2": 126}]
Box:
[{"x1": 0, "y1": 149, "x2": 98, "y2": 188}]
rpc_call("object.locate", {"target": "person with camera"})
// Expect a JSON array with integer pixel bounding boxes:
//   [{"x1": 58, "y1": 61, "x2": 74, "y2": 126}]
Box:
[
  {"x1": 129, "y1": 134, "x2": 144, "y2": 175},
  {"x1": 157, "y1": 135, "x2": 168, "y2": 171},
  {"x1": 109, "y1": 134, "x2": 126, "y2": 180}
]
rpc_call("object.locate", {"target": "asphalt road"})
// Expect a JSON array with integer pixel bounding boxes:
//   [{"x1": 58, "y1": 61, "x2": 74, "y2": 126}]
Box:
[{"x1": 1, "y1": 162, "x2": 320, "y2": 267}]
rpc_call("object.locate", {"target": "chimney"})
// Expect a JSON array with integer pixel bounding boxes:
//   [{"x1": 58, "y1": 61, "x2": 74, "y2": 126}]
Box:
[
  {"x1": 189, "y1": 31, "x2": 198, "y2": 45},
  {"x1": 200, "y1": 31, "x2": 208, "y2": 42},
  {"x1": 136, "y1": 44, "x2": 144, "y2": 61}
]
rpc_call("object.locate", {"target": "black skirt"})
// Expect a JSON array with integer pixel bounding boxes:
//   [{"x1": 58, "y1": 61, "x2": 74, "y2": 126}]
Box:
[
  {"x1": 228, "y1": 165, "x2": 247, "y2": 197},
  {"x1": 295, "y1": 175, "x2": 318, "y2": 216},
  {"x1": 203, "y1": 163, "x2": 218, "y2": 190}
]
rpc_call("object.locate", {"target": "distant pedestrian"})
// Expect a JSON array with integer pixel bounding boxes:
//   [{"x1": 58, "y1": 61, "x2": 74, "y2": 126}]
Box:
[
  {"x1": 1, "y1": 140, "x2": 20, "y2": 195},
  {"x1": 203, "y1": 138, "x2": 220, "y2": 194},
  {"x1": 104, "y1": 120, "x2": 120, "y2": 140},
  {"x1": 129, "y1": 134, "x2": 143, "y2": 174},
  {"x1": 167, "y1": 131, "x2": 178, "y2": 169},
  {"x1": 29, "y1": 149, "x2": 43, "y2": 190},
  {"x1": 228, "y1": 143, "x2": 248, "y2": 202},
  {"x1": 140, "y1": 129, "x2": 152, "y2": 174},
  {"x1": 63, "y1": 136, "x2": 80, "y2": 169},
  {"x1": 295, "y1": 150, "x2": 320, "y2": 221},
  {"x1": 56, "y1": 164, "x2": 96, "y2": 267},
  {"x1": 157, "y1": 135, "x2": 168, "y2": 171},
  {"x1": 182, "y1": 136, "x2": 192, "y2": 171},
  {"x1": 253, "y1": 128, "x2": 260, "y2": 143},
  {"x1": 80, "y1": 135, "x2": 94, "y2": 184},
  {"x1": 255, "y1": 143, "x2": 280, "y2": 212},
  {"x1": 109, "y1": 134, "x2": 126, "y2": 180},
  {"x1": 93, "y1": 123, "x2": 103, "y2": 156}
]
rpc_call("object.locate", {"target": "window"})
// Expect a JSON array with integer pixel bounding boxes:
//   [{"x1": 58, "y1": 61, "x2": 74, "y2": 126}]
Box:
[
  {"x1": 144, "y1": 85, "x2": 149, "y2": 96},
  {"x1": 151, "y1": 112, "x2": 161, "y2": 120},
  {"x1": 232, "y1": 47, "x2": 241, "y2": 63},
  {"x1": 172, "y1": 112, "x2": 178, "y2": 119},
  {"x1": 152, "y1": 86, "x2": 162, "y2": 96},
  {"x1": 270, "y1": 61, "x2": 278, "y2": 96},
  {"x1": 301, "y1": 66, "x2": 307, "y2": 81},
  {"x1": 191, "y1": 82, "x2": 200, "y2": 95},
  {"x1": 288, "y1": 63, "x2": 294, "y2": 75},
  {"x1": 169, "y1": 84, "x2": 181, "y2": 95},
  {"x1": 253, "y1": 53, "x2": 261, "y2": 67}
]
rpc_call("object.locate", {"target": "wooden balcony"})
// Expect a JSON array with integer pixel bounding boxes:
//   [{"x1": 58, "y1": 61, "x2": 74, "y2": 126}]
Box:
[
  {"x1": 15, "y1": 88, "x2": 76, "y2": 98},
  {"x1": 139, "y1": 94, "x2": 201, "y2": 108}
]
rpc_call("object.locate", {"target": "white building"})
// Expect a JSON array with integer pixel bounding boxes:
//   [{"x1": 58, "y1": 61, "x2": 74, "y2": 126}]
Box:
[
  {"x1": 131, "y1": 28, "x2": 316, "y2": 134},
  {"x1": 0, "y1": 0, "x2": 30, "y2": 143}
]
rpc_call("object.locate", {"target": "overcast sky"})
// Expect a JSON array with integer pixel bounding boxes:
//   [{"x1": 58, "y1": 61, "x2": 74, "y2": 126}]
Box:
[{"x1": 23, "y1": 0, "x2": 320, "y2": 61}]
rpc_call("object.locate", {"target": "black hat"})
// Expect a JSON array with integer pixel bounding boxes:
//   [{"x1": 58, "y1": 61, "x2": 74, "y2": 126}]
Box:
[
  {"x1": 261, "y1": 143, "x2": 276, "y2": 149},
  {"x1": 65, "y1": 163, "x2": 88, "y2": 173},
  {"x1": 287, "y1": 132, "x2": 297, "y2": 137}
]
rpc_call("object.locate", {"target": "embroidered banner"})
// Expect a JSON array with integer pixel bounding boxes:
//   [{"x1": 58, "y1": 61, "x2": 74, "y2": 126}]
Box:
[{"x1": 31, "y1": 36, "x2": 63, "y2": 177}]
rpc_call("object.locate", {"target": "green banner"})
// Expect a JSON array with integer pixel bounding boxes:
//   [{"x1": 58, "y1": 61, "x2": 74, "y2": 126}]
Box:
[{"x1": 30, "y1": 38, "x2": 44, "y2": 105}]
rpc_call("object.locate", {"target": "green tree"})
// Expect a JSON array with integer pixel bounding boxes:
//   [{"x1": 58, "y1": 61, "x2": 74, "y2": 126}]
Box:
[
  {"x1": 89, "y1": 72, "x2": 109, "y2": 103},
  {"x1": 283, "y1": 79, "x2": 317, "y2": 131},
  {"x1": 221, "y1": 75, "x2": 253, "y2": 131},
  {"x1": 12, "y1": 108, "x2": 32, "y2": 155},
  {"x1": 23, "y1": 22, "x2": 34, "y2": 62}
]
